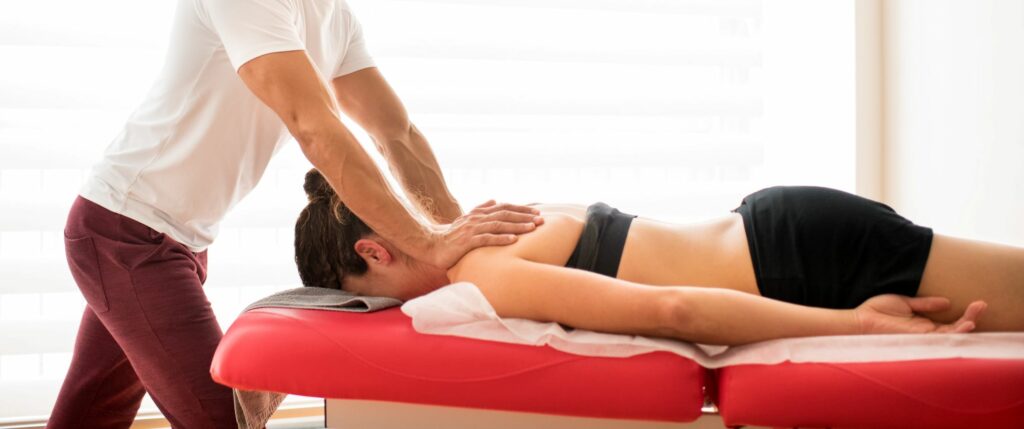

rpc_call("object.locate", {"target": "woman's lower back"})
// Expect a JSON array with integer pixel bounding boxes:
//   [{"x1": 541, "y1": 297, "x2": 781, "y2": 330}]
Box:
[
  {"x1": 617, "y1": 213, "x2": 759, "y2": 295},
  {"x1": 529, "y1": 203, "x2": 760, "y2": 295}
]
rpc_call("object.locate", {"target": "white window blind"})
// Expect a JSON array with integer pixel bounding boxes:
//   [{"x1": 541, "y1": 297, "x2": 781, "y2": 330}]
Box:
[{"x1": 0, "y1": 0, "x2": 856, "y2": 422}]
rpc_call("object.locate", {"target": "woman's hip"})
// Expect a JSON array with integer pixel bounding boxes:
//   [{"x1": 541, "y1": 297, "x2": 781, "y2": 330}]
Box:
[{"x1": 733, "y1": 186, "x2": 933, "y2": 308}]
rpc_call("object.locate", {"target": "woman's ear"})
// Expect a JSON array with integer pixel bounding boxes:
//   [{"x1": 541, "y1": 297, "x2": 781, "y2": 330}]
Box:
[{"x1": 354, "y1": 239, "x2": 392, "y2": 265}]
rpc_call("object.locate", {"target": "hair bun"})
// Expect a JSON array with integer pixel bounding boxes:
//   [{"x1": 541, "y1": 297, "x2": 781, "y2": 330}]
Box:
[{"x1": 303, "y1": 168, "x2": 336, "y2": 203}]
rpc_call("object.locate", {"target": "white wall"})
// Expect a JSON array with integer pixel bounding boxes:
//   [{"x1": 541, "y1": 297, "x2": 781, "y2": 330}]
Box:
[
  {"x1": 882, "y1": 0, "x2": 1024, "y2": 246},
  {"x1": 856, "y1": 0, "x2": 882, "y2": 201},
  {"x1": 760, "y1": 0, "x2": 857, "y2": 193}
]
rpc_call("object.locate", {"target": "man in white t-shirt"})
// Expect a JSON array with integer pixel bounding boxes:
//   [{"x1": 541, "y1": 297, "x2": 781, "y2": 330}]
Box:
[{"x1": 48, "y1": 1, "x2": 541, "y2": 427}]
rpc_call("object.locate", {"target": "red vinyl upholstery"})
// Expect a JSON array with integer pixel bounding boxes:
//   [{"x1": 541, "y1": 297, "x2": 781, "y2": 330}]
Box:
[
  {"x1": 211, "y1": 307, "x2": 707, "y2": 422},
  {"x1": 716, "y1": 358, "x2": 1024, "y2": 429},
  {"x1": 212, "y1": 306, "x2": 1024, "y2": 427}
]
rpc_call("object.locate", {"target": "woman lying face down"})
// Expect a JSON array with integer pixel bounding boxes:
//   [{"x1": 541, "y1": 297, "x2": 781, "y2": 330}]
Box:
[{"x1": 295, "y1": 169, "x2": 1021, "y2": 346}]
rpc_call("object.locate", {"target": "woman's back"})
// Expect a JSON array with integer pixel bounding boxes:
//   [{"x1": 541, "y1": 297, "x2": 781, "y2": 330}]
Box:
[{"x1": 456, "y1": 203, "x2": 759, "y2": 296}]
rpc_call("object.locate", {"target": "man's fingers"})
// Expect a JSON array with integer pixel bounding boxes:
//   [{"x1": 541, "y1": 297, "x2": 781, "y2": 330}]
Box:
[
  {"x1": 472, "y1": 201, "x2": 541, "y2": 216},
  {"x1": 477, "y1": 210, "x2": 543, "y2": 225},
  {"x1": 473, "y1": 220, "x2": 537, "y2": 235},
  {"x1": 469, "y1": 233, "x2": 517, "y2": 248},
  {"x1": 907, "y1": 296, "x2": 951, "y2": 313},
  {"x1": 471, "y1": 200, "x2": 497, "y2": 211}
]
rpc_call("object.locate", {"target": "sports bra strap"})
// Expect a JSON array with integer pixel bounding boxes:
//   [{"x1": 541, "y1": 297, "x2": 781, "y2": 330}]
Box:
[{"x1": 564, "y1": 202, "x2": 638, "y2": 278}]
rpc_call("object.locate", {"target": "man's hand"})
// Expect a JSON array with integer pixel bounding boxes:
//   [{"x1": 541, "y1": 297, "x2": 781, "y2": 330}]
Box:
[
  {"x1": 853, "y1": 294, "x2": 987, "y2": 334},
  {"x1": 427, "y1": 200, "x2": 544, "y2": 269}
]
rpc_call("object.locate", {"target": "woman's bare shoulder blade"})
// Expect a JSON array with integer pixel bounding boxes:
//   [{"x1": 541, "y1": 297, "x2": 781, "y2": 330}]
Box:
[{"x1": 448, "y1": 211, "x2": 584, "y2": 280}]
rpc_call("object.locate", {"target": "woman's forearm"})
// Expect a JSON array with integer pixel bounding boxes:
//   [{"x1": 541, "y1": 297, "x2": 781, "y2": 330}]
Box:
[
  {"x1": 375, "y1": 124, "x2": 462, "y2": 224},
  {"x1": 675, "y1": 287, "x2": 860, "y2": 345}
]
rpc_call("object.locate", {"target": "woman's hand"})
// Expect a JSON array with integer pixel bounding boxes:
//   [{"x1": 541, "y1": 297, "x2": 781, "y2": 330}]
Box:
[
  {"x1": 428, "y1": 200, "x2": 544, "y2": 269},
  {"x1": 853, "y1": 294, "x2": 987, "y2": 334}
]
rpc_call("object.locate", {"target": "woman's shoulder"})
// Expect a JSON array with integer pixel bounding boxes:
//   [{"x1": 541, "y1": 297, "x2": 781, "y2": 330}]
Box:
[{"x1": 447, "y1": 210, "x2": 586, "y2": 281}]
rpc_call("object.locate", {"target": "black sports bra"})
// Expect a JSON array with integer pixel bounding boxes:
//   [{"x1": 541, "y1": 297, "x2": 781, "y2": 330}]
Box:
[{"x1": 564, "y1": 202, "x2": 638, "y2": 278}]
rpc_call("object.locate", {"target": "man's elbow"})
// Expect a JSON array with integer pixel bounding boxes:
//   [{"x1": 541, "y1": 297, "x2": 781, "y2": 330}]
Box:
[
  {"x1": 290, "y1": 114, "x2": 345, "y2": 154},
  {"x1": 292, "y1": 124, "x2": 327, "y2": 149},
  {"x1": 369, "y1": 121, "x2": 415, "y2": 156},
  {"x1": 291, "y1": 122, "x2": 353, "y2": 168}
]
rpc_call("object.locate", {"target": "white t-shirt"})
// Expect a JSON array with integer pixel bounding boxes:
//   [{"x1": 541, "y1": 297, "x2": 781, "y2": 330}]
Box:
[{"x1": 80, "y1": 0, "x2": 375, "y2": 251}]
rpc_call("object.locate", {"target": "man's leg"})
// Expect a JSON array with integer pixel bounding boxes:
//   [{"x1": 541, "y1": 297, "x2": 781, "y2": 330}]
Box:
[
  {"x1": 97, "y1": 240, "x2": 234, "y2": 429},
  {"x1": 46, "y1": 308, "x2": 146, "y2": 429},
  {"x1": 53, "y1": 197, "x2": 235, "y2": 428}
]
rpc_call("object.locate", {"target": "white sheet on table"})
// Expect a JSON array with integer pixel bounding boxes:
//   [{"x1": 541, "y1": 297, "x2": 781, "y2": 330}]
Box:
[{"x1": 400, "y1": 282, "x2": 1024, "y2": 368}]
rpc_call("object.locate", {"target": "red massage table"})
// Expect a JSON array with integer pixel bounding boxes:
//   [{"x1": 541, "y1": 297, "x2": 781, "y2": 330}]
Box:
[{"x1": 211, "y1": 307, "x2": 1024, "y2": 428}]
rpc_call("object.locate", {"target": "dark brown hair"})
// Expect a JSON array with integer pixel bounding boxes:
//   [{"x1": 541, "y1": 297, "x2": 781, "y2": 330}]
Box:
[{"x1": 294, "y1": 168, "x2": 373, "y2": 289}]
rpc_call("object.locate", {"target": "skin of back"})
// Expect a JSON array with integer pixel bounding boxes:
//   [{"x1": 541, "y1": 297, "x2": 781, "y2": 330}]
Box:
[{"x1": 459, "y1": 204, "x2": 759, "y2": 294}]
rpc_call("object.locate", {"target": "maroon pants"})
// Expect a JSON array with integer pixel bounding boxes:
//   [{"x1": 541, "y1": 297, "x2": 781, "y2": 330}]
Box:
[{"x1": 47, "y1": 197, "x2": 235, "y2": 429}]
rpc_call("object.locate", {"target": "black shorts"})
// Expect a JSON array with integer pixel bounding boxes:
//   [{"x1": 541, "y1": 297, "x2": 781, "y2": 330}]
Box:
[{"x1": 733, "y1": 186, "x2": 934, "y2": 309}]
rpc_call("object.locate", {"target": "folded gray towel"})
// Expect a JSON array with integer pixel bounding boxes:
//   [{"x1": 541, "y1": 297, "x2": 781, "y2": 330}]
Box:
[
  {"x1": 243, "y1": 285, "x2": 403, "y2": 313},
  {"x1": 233, "y1": 286, "x2": 403, "y2": 429}
]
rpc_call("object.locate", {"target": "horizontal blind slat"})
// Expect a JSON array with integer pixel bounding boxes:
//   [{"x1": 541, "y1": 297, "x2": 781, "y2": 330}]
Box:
[
  {"x1": 372, "y1": 0, "x2": 761, "y2": 16},
  {"x1": 1, "y1": 131, "x2": 763, "y2": 168},
  {"x1": 0, "y1": 0, "x2": 759, "y2": 47},
  {"x1": 0, "y1": 322, "x2": 78, "y2": 354},
  {"x1": 0, "y1": 260, "x2": 301, "y2": 293},
  {"x1": 0, "y1": 47, "x2": 760, "y2": 111}
]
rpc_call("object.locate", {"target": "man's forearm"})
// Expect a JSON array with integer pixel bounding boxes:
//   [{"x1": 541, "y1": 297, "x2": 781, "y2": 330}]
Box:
[
  {"x1": 373, "y1": 124, "x2": 462, "y2": 224},
  {"x1": 298, "y1": 121, "x2": 435, "y2": 257},
  {"x1": 236, "y1": 51, "x2": 441, "y2": 261}
]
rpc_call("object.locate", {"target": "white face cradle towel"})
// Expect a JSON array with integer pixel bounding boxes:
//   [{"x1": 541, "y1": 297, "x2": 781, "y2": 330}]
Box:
[{"x1": 400, "y1": 282, "x2": 1024, "y2": 368}]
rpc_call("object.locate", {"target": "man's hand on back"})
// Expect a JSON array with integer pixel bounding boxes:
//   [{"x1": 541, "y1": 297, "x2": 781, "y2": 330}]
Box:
[{"x1": 427, "y1": 200, "x2": 544, "y2": 269}]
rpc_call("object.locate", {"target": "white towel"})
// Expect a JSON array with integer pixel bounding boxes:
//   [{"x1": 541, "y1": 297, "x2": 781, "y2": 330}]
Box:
[{"x1": 401, "y1": 282, "x2": 1024, "y2": 368}]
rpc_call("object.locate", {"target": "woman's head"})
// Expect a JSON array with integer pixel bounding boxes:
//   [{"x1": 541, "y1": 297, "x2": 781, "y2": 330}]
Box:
[{"x1": 293, "y1": 169, "x2": 448, "y2": 300}]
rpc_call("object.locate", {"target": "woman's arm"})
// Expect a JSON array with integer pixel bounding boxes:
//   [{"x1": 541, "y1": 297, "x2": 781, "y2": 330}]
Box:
[
  {"x1": 450, "y1": 244, "x2": 982, "y2": 346},
  {"x1": 451, "y1": 251, "x2": 857, "y2": 345}
]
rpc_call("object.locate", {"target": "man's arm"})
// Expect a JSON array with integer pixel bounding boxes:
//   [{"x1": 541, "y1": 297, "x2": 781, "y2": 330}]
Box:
[
  {"x1": 236, "y1": 50, "x2": 538, "y2": 268},
  {"x1": 331, "y1": 67, "x2": 461, "y2": 224}
]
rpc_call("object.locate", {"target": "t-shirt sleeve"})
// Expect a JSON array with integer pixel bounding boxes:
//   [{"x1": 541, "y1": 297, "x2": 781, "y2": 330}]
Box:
[
  {"x1": 333, "y1": 11, "x2": 376, "y2": 78},
  {"x1": 202, "y1": 0, "x2": 306, "y2": 71}
]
